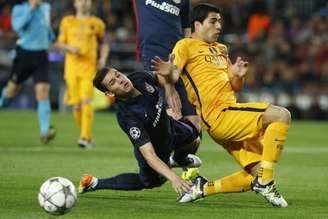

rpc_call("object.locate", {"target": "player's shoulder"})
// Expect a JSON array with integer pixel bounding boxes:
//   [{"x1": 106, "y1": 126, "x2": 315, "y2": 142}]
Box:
[
  {"x1": 13, "y1": 2, "x2": 30, "y2": 11},
  {"x1": 175, "y1": 38, "x2": 194, "y2": 47},
  {"x1": 215, "y1": 42, "x2": 229, "y2": 54},
  {"x1": 90, "y1": 16, "x2": 105, "y2": 25},
  {"x1": 61, "y1": 15, "x2": 75, "y2": 24}
]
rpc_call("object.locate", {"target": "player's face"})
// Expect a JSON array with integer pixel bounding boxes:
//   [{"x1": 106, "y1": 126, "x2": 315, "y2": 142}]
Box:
[
  {"x1": 102, "y1": 68, "x2": 133, "y2": 97},
  {"x1": 74, "y1": 0, "x2": 92, "y2": 14},
  {"x1": 199, "y1": 12, "x2": 222, "y2": 43}
]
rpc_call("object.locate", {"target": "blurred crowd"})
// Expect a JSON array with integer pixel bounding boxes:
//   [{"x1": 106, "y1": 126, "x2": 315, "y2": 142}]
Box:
[{"x1": 0, "y1": 0, "x2": 327, "y2": 118}]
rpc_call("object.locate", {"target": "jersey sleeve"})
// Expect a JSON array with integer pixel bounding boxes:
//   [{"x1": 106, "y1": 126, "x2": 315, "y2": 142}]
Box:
[
  {"x1": 172, "y1": 40, "x2": 189, "y2": 70},
  {"x1": 96, "y1": 18, "x2": 105, "y2": 39},
  {"x1": 117, "y1": 113, "x2": 151, "y2": 148},
  {"x1": 57, "y1": 17, "x2": 68, "y2": 44}
]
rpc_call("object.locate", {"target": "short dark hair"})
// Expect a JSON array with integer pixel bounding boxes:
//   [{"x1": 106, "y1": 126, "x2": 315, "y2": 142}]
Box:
[
  {"x1": 191, "y1": 3, "x2": 221, "y2": 33},
  {"x1": 93, "y1": 67, "x2": 110, "y2": 93}
]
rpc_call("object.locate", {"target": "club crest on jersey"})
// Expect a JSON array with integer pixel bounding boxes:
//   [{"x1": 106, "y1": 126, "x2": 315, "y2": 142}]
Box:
[
  {"x1": 129, "y1": 127, "x2": 141, "y2": 139},
  {"x1": 145, "y1": 82, "x2": 155, "y2": 93},
  {"x1": 209, "y1": 47, "x2": 218, "y2": 55}
]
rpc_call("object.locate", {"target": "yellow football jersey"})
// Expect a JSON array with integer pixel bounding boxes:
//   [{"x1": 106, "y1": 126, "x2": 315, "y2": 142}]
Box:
[
  {"x1": 173, "y1": 38, "x2": 237, "y2": 130},
  {"x1": 58, "y1": 15, "x2": 105, "y2": 80}
]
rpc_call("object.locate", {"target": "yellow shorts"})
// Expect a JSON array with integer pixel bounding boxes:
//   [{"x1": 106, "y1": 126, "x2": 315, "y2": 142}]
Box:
[
  {"x1": 209, "y1": 102, "x2": 269, "y2": 167},
  {"x1": 64, "y1": 76, "x2": 93, "y2": 105}
]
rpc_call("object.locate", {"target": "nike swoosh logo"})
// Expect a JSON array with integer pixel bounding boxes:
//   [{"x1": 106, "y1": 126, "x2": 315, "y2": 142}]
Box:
[
  {"x1": 198, "y1": 51, "x2": 204, "y2": 53},
  {"x1": 274, "y1": 139, "x2": 285, "y2": 142}
]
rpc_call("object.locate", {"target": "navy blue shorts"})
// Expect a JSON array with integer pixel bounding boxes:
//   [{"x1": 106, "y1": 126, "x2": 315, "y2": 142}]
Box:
[
  {"x1": 134, "y1": 118, "x2": 198, "y2": 186},
  {"x1": 10, "y1": 46, "x2": 49, "y2": 84}
]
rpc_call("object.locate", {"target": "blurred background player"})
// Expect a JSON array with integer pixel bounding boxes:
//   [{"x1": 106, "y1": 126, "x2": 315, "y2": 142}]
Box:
[
  {"x1": 0, "y1": 0, "x2": 56, "y2": 144},
  {"x1": 55, "y1": 0, "x2": 109, "y2": 148},
  {"x1": 133, "y1": 0, "x2": 201, "y2": 179},
  {"x1": 79, "y1": 67, "x2": 201, "y2": 195},
  {"x1": 153, "y1": 3, "x2": 291, "y2": 207}
]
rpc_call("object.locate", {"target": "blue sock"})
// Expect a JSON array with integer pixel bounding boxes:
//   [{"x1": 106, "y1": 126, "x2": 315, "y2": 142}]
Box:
[
  {"x1": 0, "y1": 87, "x2": 9, "y2": 107},
  {"x1": 37, "y1": 100, "x2": 51, "y2": 136},
  {"x1": 96, "y1": 173, "x2": 146, "y2": 190}
]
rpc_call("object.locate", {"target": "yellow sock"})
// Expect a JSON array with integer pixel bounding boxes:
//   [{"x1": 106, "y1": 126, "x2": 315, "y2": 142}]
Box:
[
  {"x1": 204, "y1": 170, "x2": 253, "y2": 196},
  {"x1": 73, "y1": 107, "x2": 82, "y2": 129},
  {"x1": 260, "y1": 122, "x2": 289, "y2": 184},
  {"x1": 81, "y1": 103, "x2": 93, "y2": 140},
  {"x1": 258, "y1": 161, "x2": 274, "y2": 184}
]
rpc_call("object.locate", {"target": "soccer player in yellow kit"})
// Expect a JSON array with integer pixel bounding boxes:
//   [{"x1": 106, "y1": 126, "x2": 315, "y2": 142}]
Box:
[
  {"x1": 152, "y1": 4, "x2": 291, "y2": 207},
  {"x1": 55, "y1": 0, "x2": 109, "y2": 148}
]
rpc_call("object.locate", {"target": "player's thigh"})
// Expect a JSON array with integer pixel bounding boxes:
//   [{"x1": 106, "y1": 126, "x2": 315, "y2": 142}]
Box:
[
  {"x1": 79, "y1": 78, "x2": 94, "y2": 102},
  {"x1": 64, "y1": 77, "x2": 80, "y2": 105},
  {"x1": 32, "y1": 51, "x2": 49, "y2": 84},
  {"x1": 170, "y1": 119, "x2": 198, "y2": 150},
  {"x1": 9, "y1": 47, "x2": 34, "y2": 84},
  {"x1": 210, "y1": 102, "x2": 269, "y2": 142}
]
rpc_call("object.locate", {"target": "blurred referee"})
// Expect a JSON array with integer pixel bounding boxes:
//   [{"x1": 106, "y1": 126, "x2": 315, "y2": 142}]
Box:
[{"x1": 0, "y1": 0, "x2": 56, "y2": 143}]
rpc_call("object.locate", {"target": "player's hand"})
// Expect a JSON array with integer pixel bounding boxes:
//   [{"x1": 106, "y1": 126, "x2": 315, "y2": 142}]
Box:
[
  {"x1": 151, "y1": 54, "x2": 175, "y2": 78},
  {"x1": 171, "y1": 176, "x2": 192, "y2": 194},
  {"x1": 67, "y1": 46, "x2": 80, "y2": 55},
  {"x1": 231, "y1": 56, "x2": 248, "y2": 78},
  {"x1": 30, "y1": 0, "x2": 41, "y2": 9}
]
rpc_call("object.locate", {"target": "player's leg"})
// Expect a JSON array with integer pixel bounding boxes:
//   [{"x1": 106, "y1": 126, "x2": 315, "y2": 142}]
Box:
[
  {"x1": 169, "y1": 119, "x2": 201, "y2": 168},
  {"x1": 0, "y1": 81, "x2": 21, "y2": 108},
  {"x1": 0, "y1": 47, "x2": 28, "y2": 108},
  {"x1": 64, "y1": 77, "x2": 82, "y2": 128},
  {"x1": 198, "y1": 141, "x2": 260, "y2": 197},
  {"x1": 258, "y1": 104, "x2": 291, "y2": 184},
  {"x1": 78, "y1": 78, "x2": 94, "y2": 148},
  {"x1": 79, "y1": 149, "x2": 167, "y2": 193},
  {"x1": 33, "y1": 50, "x2": 55, "y2": 144},
  {"x1": 208, "y1": 103, "x2": 288, "y2": 206}
]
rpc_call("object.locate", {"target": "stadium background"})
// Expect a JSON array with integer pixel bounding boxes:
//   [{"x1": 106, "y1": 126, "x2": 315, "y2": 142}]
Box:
[
  {"x1": 0, "y1": 1, "x2": 328, "y2": 218},
  {"x1": 0, "y1": 0, "x2": 327, "y2": 119}
]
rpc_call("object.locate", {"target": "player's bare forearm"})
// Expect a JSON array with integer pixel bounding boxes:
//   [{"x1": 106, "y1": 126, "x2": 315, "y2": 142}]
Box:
[
  {"x1": 98, "y1": 42, "x2": 110, "y2": 68},
  {"x1": 54, "y1": 42, "x2": 79, "y2": 55},
  {"x1": 139, "y1": 143, "x2": 178, "y2": 181},
  {"x1": 230, "y1": 75, "x2": 244, "y2": 92}
]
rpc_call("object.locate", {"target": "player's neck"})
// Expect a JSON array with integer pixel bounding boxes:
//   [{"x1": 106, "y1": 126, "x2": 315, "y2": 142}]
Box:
[
  {"x1": 119, "y1": 88, "x2": 141, "y2": 101},
  {"x1": 191, "y1": 33, "x2": 212, "y2": 44},
  {"x1": 130, "y1": 88, "x2": 142, "y2": 98},
  {"x1": 76, "y1": 12, "x2": 90, "y2": 19}
]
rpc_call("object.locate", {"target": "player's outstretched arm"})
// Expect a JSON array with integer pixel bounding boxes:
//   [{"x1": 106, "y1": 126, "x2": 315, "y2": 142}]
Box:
[
  {"x1": 139, "y1": 142, "x2": 191, "y2": 194},
  {"x1": 151, "y1": 54, "x2": 181, "y2": 84},
  {"x1": 53, "y1": 42, "x2": 80, "y2": 55},
  {"x1": 97, "y1": 33, "x2": 110, "y2": 69},
  {"x1": 230, "y1": 56, "x2": 249, "y2": 92}
]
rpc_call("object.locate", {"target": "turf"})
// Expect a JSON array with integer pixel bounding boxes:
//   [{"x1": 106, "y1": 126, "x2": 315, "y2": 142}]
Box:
[{"x1": 0, "y1": 111, "x2": 327, "y2": 219}]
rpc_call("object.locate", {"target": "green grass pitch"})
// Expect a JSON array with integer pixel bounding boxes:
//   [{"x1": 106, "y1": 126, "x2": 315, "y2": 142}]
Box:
[{"x1": 0, "y1": 111, "x2": 327, "y2": 219}]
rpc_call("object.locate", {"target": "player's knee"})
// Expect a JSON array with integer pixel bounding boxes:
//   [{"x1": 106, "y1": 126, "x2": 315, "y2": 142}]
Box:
[
  {"x1": 263, "y1": 105, "x2": 291, "y2": 126},
  {"x1": 280, "y1": 107, "x2": 291, "y2": 124},
  {"x1": 81, "y1": 98, "x2": 92, "y2": 105}
]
